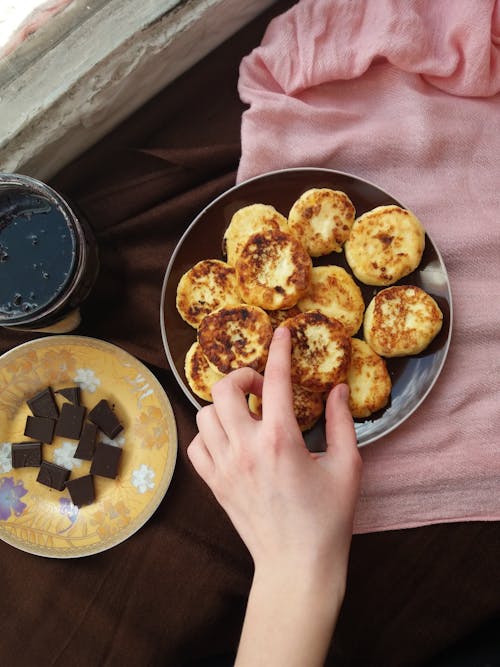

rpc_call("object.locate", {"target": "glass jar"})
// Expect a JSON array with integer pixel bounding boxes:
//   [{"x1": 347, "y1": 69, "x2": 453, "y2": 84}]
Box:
[{"x1": 0, "y1": 173, "x2": 99, "y2": 333}]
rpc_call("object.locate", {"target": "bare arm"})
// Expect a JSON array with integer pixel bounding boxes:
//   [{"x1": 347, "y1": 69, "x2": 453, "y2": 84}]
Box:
[{"x1": 187, "y1": 326, "x2": 362, "y2": 666}]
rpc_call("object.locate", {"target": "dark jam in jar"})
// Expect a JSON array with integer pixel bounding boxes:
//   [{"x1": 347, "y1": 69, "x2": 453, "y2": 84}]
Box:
[{"x1": 0, "y1": 174, "x2": 99, "y2": 332}]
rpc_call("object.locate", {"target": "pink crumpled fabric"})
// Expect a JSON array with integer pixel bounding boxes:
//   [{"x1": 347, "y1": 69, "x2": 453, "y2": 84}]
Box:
[
  {"x1": 237, "y1": 0, "x2": 500, "y2": 533},
  {"x1": 1, "y1": 1, "x2": 73, "y2": 58}
]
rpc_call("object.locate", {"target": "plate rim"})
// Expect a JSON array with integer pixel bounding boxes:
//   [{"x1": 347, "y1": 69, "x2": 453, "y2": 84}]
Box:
[
  {"x1": 0, "y1": 334, "x2": 178, "y2": 558},
  {"x1": 160, "y1": 166, "x2": 453, "y2": 447}
]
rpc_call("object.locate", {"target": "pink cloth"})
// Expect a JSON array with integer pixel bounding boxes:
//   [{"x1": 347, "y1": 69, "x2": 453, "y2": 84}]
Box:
[
  {"x1": 1, "y1": 1, "x2": 73, "y2": 58},
  {"x1": 237, "y1": 0, "x2": 500, "y2": 533}
]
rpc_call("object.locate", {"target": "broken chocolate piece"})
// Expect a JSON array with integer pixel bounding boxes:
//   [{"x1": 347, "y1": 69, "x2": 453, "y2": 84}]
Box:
[
  {"x1": 56, "y1": 386, "x2": 81, "y2": 405},
  {"x1": 24, "y1": 415, "x2": 55, "y2": 443},
  {"x1": 11, "y1": 442, "x2": 42, "y2": 468},
  {"x1": 36, "y1": 461, "x2": 70, "y2": 491},
  {"x1": 74, "y1": 422, "x2": 98, "y2": 460},
  {"x1": 88, "y1": 399, "x2": 123, "y2": 439},
  {"x1": 27, "y1": 387, "x2": 59, "y2": 419},
  {"x1": 55, "y1": 403, "x2": 86, "y2": 440},
  {"x1": 90, "y1": 442, "x2": 122, "y2": 479},
  {"x1": 66, "y1": 474, "x2": 95, "y2": 507}
]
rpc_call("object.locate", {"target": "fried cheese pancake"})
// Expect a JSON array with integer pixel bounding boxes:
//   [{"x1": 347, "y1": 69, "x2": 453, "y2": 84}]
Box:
[
  {"x1": 176, "y1": 259, "x2": 241, "y2": 328},
  {"x1": 280, "y1": 311, "x2": 351, "y2": 392},
  {"x1": 364, "y1": 285, "x2": 443, "y2": 357},
  {"x1": 288, "y1": 188, "x2": 355, "y2": 256},
  {"x1": 223, "y1": 203, "x2": 289, "y2": 266},
  {"x1": 345, "y1": 205, "x2": 425, "y2": 286},
  {"x1": 197, "y1": 304, "x2": 273, "y2": 374},
  {"x1": 235, "y1": 229, "x2": 312, "y2": 310},
  {"x1": 347, "y1": 338, "x2": 391, "y2": 418},
  {"x1": 184, "y1": 341, "x2": 225, "y2": 402},
  {"x1": 297, "y1": 265, "x2": 365, "y2": 336},
  {"x1": 248, "y1": 384, "x2": 324, "y2": 432},
  {"x1": 266, "y1": 305, "x2": 301, "y2": 329}
]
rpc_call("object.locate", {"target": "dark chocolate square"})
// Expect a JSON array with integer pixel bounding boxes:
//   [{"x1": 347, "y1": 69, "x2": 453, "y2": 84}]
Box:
[
  {"x1": 55, "y1": 403, "x2": 86, "y2": 440},
  {"x1": 36, "y1": 461, "x2": 70, "y2": 491},
  {"x1": 66, "y1": 474, "x2": 95, "y2": 507},
  {"x1": 88, "y1": 400, "x2": 123, "y2": 439},
  {"x1": 56, "y1": 386, "x2": 81, "y2": 405},
  {"x1": 90, "y1": 442, "x2": 122, "y2": 479},
  {"x1": 74, "y1": 422, "x2": 98, "y2": 460},
  {"x1": 11, "y1": 441, "x2": 42, "y2": 468},
  {"x1": 24, "y1": 415, "x2": 55, "y2": 444},
  {"x1": 27, "y1": 387, "x2": 59, "y2": 419}
]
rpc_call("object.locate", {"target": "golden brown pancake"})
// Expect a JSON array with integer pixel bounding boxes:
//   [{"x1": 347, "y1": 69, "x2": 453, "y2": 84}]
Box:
[
  {"x1": 184, "y1": 342, "x2": 225, "y2": 402},
  {"x1": 364, "y1": 285, "x2": 443, "y2": 357},
  {"x1": 346, "y1": 338, "x2": 392, "y2": 418},
  {"x1": 280, "y1": 311, "x2": 352, "y2": 392},
  {"x1": 248, "y1": 384, "x2": 325, "y2": 432},
  {"x1": 197, "y1": 304, "x2": 273, "y2": 374},
  {"x1": 345, "y1": 205, "x2": 425, "y2": 286},
  {"x1": 223, "y1": 203, "x2": 289, "y2": 266},
  {"x1": 235, "y1": 229, "x2": 312, "y2": 310},
  {"x1": 288, "y1": 188, "x2": 355, "y2": 256},
  {"x1": 176, "y1": 259, "x2": 241, "y2": 328},
  {"x1": 266, "y1": 305, "x2": 302, "y2": 329},
  {"x1": 297, "y1": 265, "x2": 365, "y2": 336}
]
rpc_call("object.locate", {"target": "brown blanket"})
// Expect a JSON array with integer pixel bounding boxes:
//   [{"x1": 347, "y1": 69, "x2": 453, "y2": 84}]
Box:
[{"x1": 0, "y1": 3, "x2": 498, "y2": 665}]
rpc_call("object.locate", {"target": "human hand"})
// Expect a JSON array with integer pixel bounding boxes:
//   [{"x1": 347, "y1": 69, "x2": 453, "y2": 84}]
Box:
[
  {"x1": 187, "y1": 326, "x2": 362, "y2": 666},
  {"x1": 187, "y1": 325, "x2": 362, "y2": 583}
]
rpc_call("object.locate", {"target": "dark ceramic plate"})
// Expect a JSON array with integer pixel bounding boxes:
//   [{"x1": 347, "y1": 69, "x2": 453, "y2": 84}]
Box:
[{"x1": 160, "y1": 168, "x2": 452, "y2": 449}]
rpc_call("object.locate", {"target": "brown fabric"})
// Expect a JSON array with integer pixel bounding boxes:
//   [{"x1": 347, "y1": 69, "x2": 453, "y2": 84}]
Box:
[{"x1": 0, "y1": 2, "x2": 499, "y2": 665}]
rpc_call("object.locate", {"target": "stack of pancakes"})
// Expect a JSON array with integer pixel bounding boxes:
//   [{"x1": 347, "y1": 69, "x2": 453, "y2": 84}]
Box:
[{"x1": 176, "y1": 190, "x2": 443, "y2": 430}]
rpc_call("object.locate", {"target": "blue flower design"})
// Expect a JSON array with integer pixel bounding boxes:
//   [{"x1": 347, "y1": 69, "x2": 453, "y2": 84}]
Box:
[{"x1": 0, "y1": 477, "x2": 28, "y2": 520}]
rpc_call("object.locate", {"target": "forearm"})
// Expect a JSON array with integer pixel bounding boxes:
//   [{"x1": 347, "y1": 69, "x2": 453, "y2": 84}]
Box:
[
  {"x1": 235, "y1": 563, "x2": 345, "y2": 667},
  {"x1": 188, "y1": 332, "x2": 361, "y2": 665}
]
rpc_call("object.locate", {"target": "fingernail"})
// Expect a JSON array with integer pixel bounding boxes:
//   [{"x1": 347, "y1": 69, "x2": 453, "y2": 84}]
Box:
[
  {"x1": 338, "y1": 383, "x2": 349, "y2": 401},
  {"x1": 273, "y1": 326, "x2": 288, "y2": 339}
]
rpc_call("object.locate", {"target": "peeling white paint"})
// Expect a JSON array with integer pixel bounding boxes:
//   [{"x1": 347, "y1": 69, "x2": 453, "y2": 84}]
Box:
[{"x1": 0, "y1": 0, "x2": 276, "y2": 179}]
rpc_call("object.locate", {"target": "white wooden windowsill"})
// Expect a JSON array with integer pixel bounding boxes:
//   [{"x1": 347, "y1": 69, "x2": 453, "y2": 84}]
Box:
[{"x1": 0, "y1": 0, "x2": 276, "y2": 180}]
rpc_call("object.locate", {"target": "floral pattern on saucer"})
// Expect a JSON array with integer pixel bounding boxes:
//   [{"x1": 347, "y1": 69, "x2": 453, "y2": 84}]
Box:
[
  {"x1": 0, "y1": 336, "x2": 177, "y2": 557},
  {"x1": 0, "y1": 476, "x2": 27, "y2": 520}
]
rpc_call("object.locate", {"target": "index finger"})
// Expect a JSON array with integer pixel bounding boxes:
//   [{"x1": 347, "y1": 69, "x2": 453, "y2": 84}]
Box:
[{"x1": 261, "y1": 326, "x2": 296, "y2": 427}]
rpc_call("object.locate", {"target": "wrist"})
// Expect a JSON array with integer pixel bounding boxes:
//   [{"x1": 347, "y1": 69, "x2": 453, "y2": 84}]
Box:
[
  {"x1": 253, "y1": 556, "x2": 346, "y2": 620},
  {"x1": 235, "y1": 561, "x2": 344, "y2": 667}
]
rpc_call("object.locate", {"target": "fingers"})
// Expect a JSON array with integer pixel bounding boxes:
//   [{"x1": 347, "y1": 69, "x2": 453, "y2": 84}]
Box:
[
  {"x1": 261, "y1": 326, "x2": 296, "y2": 428},
  {"x1": 210, "y1": 367, "x2": 263, "y2": 440},
  {"x1": 196, "y1": 404, "x2": 228, "y2": 449},
  {"x1": 324, "y1": 383, "x2": 361, "y2": 473},
  {"x1": 187, "y1": 433, "x2": 215, "y2": 482}
]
